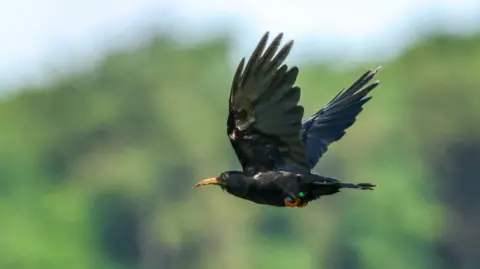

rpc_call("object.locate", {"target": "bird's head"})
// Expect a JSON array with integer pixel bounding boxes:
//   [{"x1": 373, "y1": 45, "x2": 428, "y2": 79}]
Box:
[{"x1": 194, "y1": 171, "x2": 248, "y2": 193}]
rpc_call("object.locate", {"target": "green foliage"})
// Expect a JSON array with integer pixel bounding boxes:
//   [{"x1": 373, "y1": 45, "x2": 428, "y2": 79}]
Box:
[{"x1": 1, "y1": 32, "x2": 479, "y2": 269}]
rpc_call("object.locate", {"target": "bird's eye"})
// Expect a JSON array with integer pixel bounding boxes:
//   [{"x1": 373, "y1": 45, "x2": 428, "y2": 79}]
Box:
[{"x1": 286, "y1": 196, "x2": 295, "y2": 202}]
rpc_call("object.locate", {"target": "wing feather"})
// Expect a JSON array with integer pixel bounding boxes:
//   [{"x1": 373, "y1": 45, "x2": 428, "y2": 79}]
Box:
[
  {"x1": 300, "y1": 67, "x2": 381, "y2": 168},
  {"x1": 227, "y1": 32, "x2": 381, "y2": 176},
  {"x1": 227, "y1": 32, "x2": 310, "y2": 176}
]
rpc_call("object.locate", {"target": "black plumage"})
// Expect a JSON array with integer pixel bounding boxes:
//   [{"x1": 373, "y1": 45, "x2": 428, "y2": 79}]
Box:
[{"x1": 195, "y1": 32, "x2": 380, "y2": 208}]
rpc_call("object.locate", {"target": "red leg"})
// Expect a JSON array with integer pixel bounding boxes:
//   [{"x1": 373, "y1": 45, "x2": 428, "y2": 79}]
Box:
[{"x1": 284, "y1": 197, "x2": 302, "y2": 207}]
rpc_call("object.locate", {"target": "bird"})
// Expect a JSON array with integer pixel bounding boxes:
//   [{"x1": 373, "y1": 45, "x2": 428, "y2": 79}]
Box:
[{"x1": 194, "y1": 32, "x2": 380, "y2": 208}]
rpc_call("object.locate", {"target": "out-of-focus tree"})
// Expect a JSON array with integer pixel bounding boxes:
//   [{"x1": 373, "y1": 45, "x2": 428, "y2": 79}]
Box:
[{"x1": 0, "y1": 32, "x2": 479, "y2": 269}]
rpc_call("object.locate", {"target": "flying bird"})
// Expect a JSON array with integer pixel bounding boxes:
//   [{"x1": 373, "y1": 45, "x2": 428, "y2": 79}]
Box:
[{"x1": 195, "y1": 32, "x2": 380, "y2": 208}]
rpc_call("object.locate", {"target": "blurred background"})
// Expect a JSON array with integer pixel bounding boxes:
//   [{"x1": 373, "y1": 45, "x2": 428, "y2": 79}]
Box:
[{"x1": 1, "y1": 0, "x2": 480, "y2": 269}]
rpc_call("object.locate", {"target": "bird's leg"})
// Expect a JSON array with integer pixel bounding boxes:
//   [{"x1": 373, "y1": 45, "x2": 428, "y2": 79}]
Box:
[{"x1": 284, "y1": 195, "x2": 302, "y2": 207}]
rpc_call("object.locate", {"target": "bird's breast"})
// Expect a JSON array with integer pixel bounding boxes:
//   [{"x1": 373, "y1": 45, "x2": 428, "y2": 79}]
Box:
[{"x1": 239, "y1": 182, "x2": 286, "y2": 207}]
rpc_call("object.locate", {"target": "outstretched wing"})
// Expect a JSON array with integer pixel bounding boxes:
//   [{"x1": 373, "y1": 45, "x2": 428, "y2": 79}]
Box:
[
  {"x1": 300, "y1": 67, "x2": 381, "y2": 169},
  {"x1": 227, "y1": 32, "x2": 310, "y2": 176}
]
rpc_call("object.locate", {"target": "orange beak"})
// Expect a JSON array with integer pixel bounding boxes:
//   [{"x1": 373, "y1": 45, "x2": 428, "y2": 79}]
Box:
[{"x1": 194, "y1": 177, "x2": 219, "y2": 188}]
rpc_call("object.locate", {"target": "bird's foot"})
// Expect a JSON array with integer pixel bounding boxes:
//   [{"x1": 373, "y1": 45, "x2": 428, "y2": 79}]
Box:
[
  {"x1": 284, "y1": 197, "x2": 301, "y2": 207},
  {"x1": 284, "y1": 197, "x2": 308, "y2": 208}
]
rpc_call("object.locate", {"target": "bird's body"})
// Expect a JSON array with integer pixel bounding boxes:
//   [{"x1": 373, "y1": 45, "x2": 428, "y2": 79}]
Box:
[
  {"x1": 195, "y1": 32, "x2": 380, "y2": 208},
  {"x1": 218, "y1": 171, "x2": 374, "y2": 207}
]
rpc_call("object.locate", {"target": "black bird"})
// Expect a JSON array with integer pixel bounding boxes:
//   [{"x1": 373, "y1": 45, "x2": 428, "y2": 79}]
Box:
[{"x1": 195, "y1": 32, "x2": 380, "y2": 208}]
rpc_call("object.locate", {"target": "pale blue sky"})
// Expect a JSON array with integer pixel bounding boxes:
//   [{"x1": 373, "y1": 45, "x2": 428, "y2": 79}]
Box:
[{"x1": 0, "y1": 0, "x2": 479, "y2": 91}]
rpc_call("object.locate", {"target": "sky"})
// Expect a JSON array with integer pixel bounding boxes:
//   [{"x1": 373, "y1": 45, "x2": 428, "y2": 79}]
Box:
[{"x1": 0, "y1": 0, "x2": 479, "y2": 91}]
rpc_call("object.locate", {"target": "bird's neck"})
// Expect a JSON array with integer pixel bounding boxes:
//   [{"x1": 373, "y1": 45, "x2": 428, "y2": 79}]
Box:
[{"x1": 226, "y1": 175, "x2": 261, "y2": 199}]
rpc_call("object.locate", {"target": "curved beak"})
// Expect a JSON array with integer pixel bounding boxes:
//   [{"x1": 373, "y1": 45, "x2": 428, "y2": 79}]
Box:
[{"x1": 194, "y1": 177, "x2": 219, "y2": 188}]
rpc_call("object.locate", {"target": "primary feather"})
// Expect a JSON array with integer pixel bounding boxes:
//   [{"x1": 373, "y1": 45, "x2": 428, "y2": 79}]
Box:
[
  {"x1": 228, "y1": 32, "x2": 309, "y2": 176},
  {"x1": 300, "y1": 67, "x2": 380, "y2": 168}
]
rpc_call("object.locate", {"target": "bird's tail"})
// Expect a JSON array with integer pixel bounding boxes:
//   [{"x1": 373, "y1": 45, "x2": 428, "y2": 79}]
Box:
[
  {"x1": 337, "y1": 182, "x2": 376, "y2": 190},
  {"x1": 307, "y1": 176, "x2": 375, "y2": 200},
  {"x1": 312, "y1": 176, "x2": 376, "y2": 191}
]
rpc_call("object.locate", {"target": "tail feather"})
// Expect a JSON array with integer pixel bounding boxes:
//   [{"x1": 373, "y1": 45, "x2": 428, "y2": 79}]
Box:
[
  {"x1": 312, "y1": 180, "x2": 376, "y2": 190},
  {"x1": 307, "y1": 176, "x2": 376, "y2": 201},
  {"x1": 339, "y1": 182, "x2": 376, "y2": 190}
]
